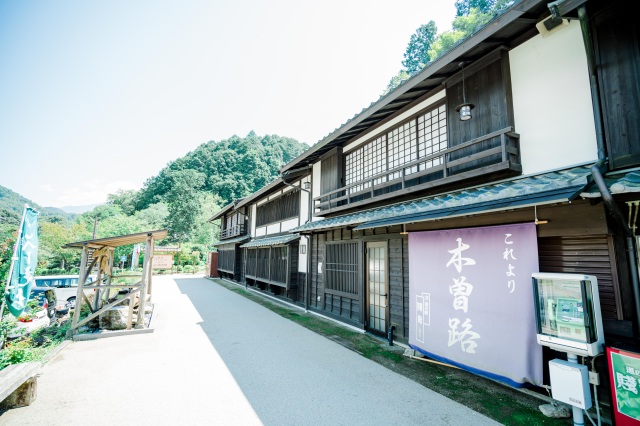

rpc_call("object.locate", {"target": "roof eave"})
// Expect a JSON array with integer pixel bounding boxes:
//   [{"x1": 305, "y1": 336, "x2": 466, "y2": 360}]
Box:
[{"x1": 280, "y1": 0, "x2": 546, "y2": 173}]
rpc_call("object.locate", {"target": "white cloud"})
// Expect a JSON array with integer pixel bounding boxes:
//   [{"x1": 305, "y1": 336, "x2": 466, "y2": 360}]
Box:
[{"x1": 50, "y1": 179, "x2": 139, "y2": 207}]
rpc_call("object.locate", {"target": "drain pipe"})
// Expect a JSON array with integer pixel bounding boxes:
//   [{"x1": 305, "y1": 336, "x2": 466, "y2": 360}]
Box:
[
  {"x1": 387, "y1": 325, "x2": 396, "y2": 346},
  {"x1": 572, "y1": 4, "x2": 640, "y2": 331},
  {"x1": 592, "y1": 164, "x2": 640, "y2": 330}
]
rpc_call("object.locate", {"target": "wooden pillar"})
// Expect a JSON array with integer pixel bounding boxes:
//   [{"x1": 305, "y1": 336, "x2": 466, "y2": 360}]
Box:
[
  {"x1": 92, "y1": 253, "x2": 103, "y2": 313},
  {"x1": 70, "y1": 244, "x2": 89, "y2": 334},
  {"x1": 136, "y1": 235, "x2": 152, "y2": 329},
  {"x1": 147, "y1": 238, "x2": 155, "y2": 301},
  {"x1": 105, "y1": 247, "x2": 114, "y2": 304}
]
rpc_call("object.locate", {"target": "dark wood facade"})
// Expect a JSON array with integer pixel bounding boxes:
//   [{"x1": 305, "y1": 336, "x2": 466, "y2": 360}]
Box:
[
  {"x1": 304, "y1": 199, "x2": 633, "y2": 342},
  {"x1": 592, "y1": 2, "x2": 640, "y2": 170},
  {"x1": 217, "y1": 243, "x2": 244, "y2": 282},
  {"x1": 245, "y1": 242, "x2": 300, "y2": 298},
  {"x1": 315, "y1": 49, "x2": 521, "y2": 217}
]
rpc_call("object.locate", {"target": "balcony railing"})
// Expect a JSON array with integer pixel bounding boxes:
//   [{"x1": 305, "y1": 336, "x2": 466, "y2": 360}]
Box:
[
  {"x1": 314, "y1": 127, "x2": 521, "y2": 215},
  {"x1": 219, "y1": 224, "x2": 246, "y2": 240}
]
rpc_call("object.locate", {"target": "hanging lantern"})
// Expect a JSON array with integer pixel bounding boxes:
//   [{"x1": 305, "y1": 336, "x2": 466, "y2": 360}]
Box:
[{"x1": 455, "y1": 62, "x2": 475, "y2": 121}]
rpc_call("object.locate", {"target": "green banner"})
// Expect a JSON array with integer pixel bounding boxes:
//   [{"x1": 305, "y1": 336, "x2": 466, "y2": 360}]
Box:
[
  {"x1": 611, "y1": 350, "x2": 640, "y2": 420},
  {"x1": 5, "y1": 207, "x2": 39, "y2": 317}
]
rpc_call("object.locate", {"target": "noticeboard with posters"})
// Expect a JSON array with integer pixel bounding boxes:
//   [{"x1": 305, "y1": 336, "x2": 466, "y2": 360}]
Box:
[{"x1": 152, "y1": 254, "x2": 174, "y2": 270}]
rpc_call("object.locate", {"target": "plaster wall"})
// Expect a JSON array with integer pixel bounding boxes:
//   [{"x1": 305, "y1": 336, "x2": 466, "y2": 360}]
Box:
[{"x1": 509, "y1": 21, "x2": 597, "y2": 175}]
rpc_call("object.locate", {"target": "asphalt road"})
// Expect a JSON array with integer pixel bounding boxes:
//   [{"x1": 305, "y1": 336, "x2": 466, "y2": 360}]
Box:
[{"x1": 0, "y1": 275, "x2": 500, "y2": 425}]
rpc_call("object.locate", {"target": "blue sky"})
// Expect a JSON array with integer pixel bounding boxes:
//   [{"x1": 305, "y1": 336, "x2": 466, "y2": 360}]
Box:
[{"x1": 0, "y1": 0, "x2": 456, "y2": 208}]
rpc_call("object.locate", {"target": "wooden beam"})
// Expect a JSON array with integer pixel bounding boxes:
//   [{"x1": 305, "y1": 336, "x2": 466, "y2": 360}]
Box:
[
  {"x1": 70, "y1": 244, "x2": 89, "y2": 334},
  {"x1": 74, "y1": 288, "x2": 141, "y2": 330},
  {"x1": 136, "y1": 235, "x2": 152, "y2": 329}
]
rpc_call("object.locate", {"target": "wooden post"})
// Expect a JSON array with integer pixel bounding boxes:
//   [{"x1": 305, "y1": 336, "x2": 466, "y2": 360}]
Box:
[
  {"x1": 92, "y1": 255, "x2": 103, "y2": 313},
  {"x1": 147, "y1": 238, "x2": 155, "y2": 301},
  {"x1": 70, "y1": 244, "x2": 89, "y2": 335},
  {"x1": 105, "y1": 248, "x2": 114, "y2": 304},
  {"x1": 136, "y1": 235, "x2": 152, "y2": 329}
]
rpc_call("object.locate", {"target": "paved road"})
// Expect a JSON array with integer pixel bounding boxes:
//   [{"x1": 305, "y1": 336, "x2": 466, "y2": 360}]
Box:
[{"x1": 1, "y1": 275, "x2": 500, "y2": 425}]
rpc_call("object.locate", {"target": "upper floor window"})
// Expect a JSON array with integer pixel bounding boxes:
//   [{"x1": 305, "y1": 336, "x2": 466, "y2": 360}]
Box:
[
  {"x1": 344, "y1": 102, "x2": 447, "y2": 192},
  {"x1": 256, "y1": 189, "x2": 300, "y2": 227}
]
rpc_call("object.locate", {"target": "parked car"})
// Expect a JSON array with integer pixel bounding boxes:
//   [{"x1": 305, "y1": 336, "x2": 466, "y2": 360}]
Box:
[
  {"x1": 5, "y1": 287, "x2": 56, "y2": 339},
  {"x1": 34, "y1": 274, "x2": 95, "y2": 309}
]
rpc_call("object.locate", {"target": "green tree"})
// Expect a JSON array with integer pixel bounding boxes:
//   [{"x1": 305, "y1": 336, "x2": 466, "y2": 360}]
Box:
[
  {"x1": 137, "y1": 133, "x2": 308, "y2": 209},
  {"x1": 191, "y1": 193, "x2": 222, "y2": 248},
  {"x1": 402, "y1": 21, "x2": 438, "y2": 75},
  {"x1": 383, "y1": 70, "x2": 412, "y2": 96},
  {"x1": 38, "y1": 222, "x2": 85, "y2": 271},
  {"x1": 428, "y1": 8, "x2": 495, "y2": 62},
  {"x1": 165, "y1": 170, "x2": 206, "y2": 241},
  {"x1": 107, "y1": 189, "x2": 139, "y2": 216},
  {"x1": 135, "y1": 202, "x2": 169, "y2": 230},
  {"x1": 455, "y1": 0, "x2": 496, "y2": 16}
]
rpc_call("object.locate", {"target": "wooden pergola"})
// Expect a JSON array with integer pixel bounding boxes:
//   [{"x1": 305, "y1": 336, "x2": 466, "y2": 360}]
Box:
[{"x1": 64, "y1": 230, "x2": 167, "y2": 336}]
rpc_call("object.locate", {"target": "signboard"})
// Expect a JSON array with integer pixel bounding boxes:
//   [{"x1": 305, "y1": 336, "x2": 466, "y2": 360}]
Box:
[
  {"x1": 408, "y1": 223, "x2": 542, "y2": 387},
  {"x1": 152, "y1": 254, "x2": 174, "y2": 270},
  {"x1": 608, "y1": 346, "x2": 640, "y2": 425}
]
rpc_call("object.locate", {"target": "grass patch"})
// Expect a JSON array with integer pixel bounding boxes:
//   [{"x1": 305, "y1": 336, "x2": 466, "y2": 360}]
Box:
[
  {"x1": 214, "y1": 279, "x2": 572, "y2": 426},
  {"x1": 0, "y1": 318, "x2": 71, "y2": 370}
]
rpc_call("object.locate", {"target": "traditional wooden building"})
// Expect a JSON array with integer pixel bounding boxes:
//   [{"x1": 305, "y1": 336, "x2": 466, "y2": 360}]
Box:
[
  {"x1": 211, "y1": 173, "x2": 312, "y2": 302},
  {"x1": 211, "y1": 0, "x2": 640, "y2": 393}
]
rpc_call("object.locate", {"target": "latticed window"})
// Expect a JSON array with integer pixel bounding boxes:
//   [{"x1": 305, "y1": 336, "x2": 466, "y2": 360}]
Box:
[
  {"x1": 388, "y1": 120, "x2": 417, "y2": 179},
  {"x1": 325, "y1": 243, "x2": 359, "y2": 295},
  {"x1": 344, "y1": 103, "x2": 446, "y2": 191},
  {"x1": 345, "y1": 135, "x2": 386, "y2": 193},
  {"x1": 418, "y1": 104, "x2": 447, "y2": 171},
  {"x1": 256, "y1": 189, "x2": 300, "y2": 227}
]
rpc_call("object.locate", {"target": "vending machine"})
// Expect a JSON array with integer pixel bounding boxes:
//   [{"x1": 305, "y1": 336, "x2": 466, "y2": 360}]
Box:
[{"x1": 532, "y1": 272, "x2": 604, "y2": 357}]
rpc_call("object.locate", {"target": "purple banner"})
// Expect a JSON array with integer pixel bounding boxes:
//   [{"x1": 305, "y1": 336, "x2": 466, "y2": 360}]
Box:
[{"x1": 409, "y1": 222, "x2": 542, "y2": 386}]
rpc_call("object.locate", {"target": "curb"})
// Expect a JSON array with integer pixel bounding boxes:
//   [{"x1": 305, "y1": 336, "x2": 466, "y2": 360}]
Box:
[{"x1": 40, "y1": 339, "x2": 72, "y2": 365}]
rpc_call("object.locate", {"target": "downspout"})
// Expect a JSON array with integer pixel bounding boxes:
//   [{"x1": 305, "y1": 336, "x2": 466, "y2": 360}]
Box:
[{"x1": 571, "y1": 4, "x2": 640, "y2": 331}]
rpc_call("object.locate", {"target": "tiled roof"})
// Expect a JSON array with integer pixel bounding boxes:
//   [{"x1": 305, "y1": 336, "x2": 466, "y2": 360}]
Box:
[
  {"x1": 581, "y1": 169, "x2": 640, "y2": 197},
  {"x1": 240, "y1": 234, "x2": 300, "y2": 248},
  {"x1": 212, "y1": 235, "x2": 251, "y2": 246},
  {"x1": 291, "y1": 165, "x2": 594, "y2": 233}
]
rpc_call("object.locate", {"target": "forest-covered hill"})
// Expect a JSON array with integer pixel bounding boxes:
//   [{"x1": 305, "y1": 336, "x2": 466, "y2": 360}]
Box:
[
  {"x1": 0, "y1": 132, "x2": 308, "y2": 277},
  {"x1": 138, "y1": 131, "x2": 308, "y2": 209},
  {"x1": 0, "y1": 185, "x2": 74, "y2": 227}
]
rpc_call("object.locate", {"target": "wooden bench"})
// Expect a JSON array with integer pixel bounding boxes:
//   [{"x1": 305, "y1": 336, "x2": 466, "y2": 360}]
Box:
[{"x1": 0, "y1": 362, "x2": 41, "y2": 410}]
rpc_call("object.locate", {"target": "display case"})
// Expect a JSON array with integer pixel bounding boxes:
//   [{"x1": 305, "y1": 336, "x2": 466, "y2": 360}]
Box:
[{"x1": 532, "y1": 273, "x2": 604, "y2": 356}]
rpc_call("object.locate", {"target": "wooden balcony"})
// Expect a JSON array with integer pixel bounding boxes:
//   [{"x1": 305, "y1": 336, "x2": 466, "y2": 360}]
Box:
[
  {"x1": 314, "y1": 127, "x2": 521, "y2": 215},
  {"x1": 219, "y1": 224, "x2": 246, "y2": 240}
]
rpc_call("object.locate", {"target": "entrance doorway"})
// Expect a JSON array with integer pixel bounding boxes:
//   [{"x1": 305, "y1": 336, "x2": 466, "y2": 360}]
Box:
[{"x1": 366, "y1": 241, "x2": 388, "y2": 334}]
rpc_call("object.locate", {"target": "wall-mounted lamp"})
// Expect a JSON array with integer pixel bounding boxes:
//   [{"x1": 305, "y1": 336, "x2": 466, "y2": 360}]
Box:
[
  {"x1": 303, "y1": 181, "x2": 312, "y2": 190},
  {"x1": 455, "y1": 62, "x2": 475, "y2": 121}
]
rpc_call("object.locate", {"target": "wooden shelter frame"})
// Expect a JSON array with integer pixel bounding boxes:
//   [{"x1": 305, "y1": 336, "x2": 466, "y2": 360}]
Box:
[{"x1": 63, "y1": 230, "x2": 167, "y2": 336}]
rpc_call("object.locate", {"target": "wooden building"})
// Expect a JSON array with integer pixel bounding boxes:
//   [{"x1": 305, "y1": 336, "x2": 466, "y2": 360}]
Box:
[
  {"x1": 211, "y1": 174, "x2": 312, "y2": 303},
  {"x1": 210, "y1": 0, "x2": 640, "y2": 391}
]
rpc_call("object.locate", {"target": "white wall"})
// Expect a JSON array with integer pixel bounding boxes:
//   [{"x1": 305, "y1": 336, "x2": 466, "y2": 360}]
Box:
[
  {"x1": 343, "y1": 90, "x2": 446, "y2": 154},
  {"x1": 280, "y1": 218, "x2": 299, "y2": 233},
  {"x1": 509, "y1": 21, "x2": 597, "y2": 175},
  {"x1": 298, "y1": 235, "x2": 309, "y2": 273},
  {"x1": 299, "y1": 175, "x2": 310, "y2": 225},
  {"x1": 312, "y1": 162, "x2": 323, "y2": 222},
  {"x1": 250, "y1": 204, "x2": 257, "y2": 237}
]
